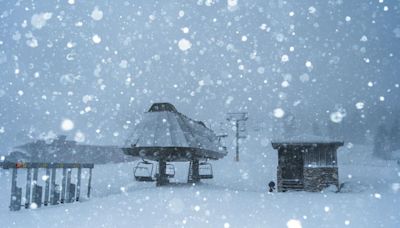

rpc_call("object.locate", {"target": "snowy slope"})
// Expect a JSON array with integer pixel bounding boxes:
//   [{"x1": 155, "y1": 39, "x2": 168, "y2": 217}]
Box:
[{"x1": 0, "y1": 133, "x2": 399, "y2": 228}]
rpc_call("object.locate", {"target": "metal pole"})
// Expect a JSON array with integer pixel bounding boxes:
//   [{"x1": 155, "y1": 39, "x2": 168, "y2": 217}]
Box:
[
  {"x1": 10, "y1": 168, "x2": 17, "y2": 210},
  {"x1": 87, "y1": 168, "x2": 92, "y2": 198},
  {"x1": 61, "y1": 168, "x2": 66, "y2": 203},
  {"x1": 76, "y1": 167, "x2": 81, "y2": 201},
  {"x1": 44, "y1": 168, "x2": 50, "y2": 206},
  {"x1": 25, "y1": 168, "x2": 32, "y2": 208},
  {"x1": 227, "y1": 112, "x2": 248, "y2": 163}
]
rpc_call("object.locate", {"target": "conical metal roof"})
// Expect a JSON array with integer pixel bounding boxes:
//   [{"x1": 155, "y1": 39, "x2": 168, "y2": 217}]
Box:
[{"x1": 123, "y1": 103, "x2": 227, "y2": 161}]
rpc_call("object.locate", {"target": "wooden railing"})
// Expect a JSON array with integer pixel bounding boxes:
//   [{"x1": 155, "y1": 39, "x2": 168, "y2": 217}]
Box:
[{"x1": 2, "y1": 162, "x2": 94, "y2": 211}]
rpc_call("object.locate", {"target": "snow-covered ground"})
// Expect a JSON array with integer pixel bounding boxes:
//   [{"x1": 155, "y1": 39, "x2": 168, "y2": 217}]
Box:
[{"x1": 1, "y1": 136, "x2": 399, "y2": 228}]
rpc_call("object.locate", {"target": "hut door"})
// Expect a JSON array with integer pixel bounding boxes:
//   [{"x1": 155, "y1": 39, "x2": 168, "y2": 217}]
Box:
[
  {"x1": 281, "y1": 150, "x2": 304, "y2": 182},
  {"x1": 282, "y1": 164, "x2": 303, "y2": 181}
]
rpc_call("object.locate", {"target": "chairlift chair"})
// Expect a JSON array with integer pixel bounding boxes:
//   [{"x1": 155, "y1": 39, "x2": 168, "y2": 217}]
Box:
[
  {"x1": 154, "y1": 163, "x2": 176, "y2": 179},
  {"x1": 133, "y1": 160, "x2": 155, "y2": 182},
  {"x1": 199, "y1": 162, "x2": 213, "y2": 179},
  {"x1": 166, "y1": 163, "x2": 175, "y2": 178}
]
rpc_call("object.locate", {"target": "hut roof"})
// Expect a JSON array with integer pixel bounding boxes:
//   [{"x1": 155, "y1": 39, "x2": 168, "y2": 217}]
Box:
[{"x1": 271, "y1": 134, "x2": 344, "y2": 149}]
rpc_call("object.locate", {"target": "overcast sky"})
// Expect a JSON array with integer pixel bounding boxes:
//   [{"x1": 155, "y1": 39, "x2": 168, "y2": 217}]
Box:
[{"x1": 0, "y1": 0, "x2": 399, "y2": 153}]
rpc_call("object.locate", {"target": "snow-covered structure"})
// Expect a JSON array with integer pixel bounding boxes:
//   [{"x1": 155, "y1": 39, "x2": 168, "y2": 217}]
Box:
[
  {"x1": 271, "y1": 135, "x2": 344, "y2": 192},
  {"x1": 5, "y1": 135, "x2": 131, "y2": 164},
  {"x1": 122, "y1": 102, "x2": 227, "y2": 186},
  {"x1": 123, "y1": 103, "x2": 227, "y2": 161}
]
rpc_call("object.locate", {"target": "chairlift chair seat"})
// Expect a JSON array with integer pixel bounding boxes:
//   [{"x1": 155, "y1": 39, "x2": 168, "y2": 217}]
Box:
[
  {"x1": 134, "y1": 161, "x2": 155, "y2": 182},
  {"x1": 199, "y1": 162, "x2": 213, "y2": 179},
  {"x1": 166, "y1": 164, "x2": 175, "y2": 178},
  {"x1": 135, "y1": 176, "x2": 155, "y2": 182}
]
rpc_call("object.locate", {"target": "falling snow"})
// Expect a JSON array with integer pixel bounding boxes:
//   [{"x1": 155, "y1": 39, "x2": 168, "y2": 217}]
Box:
[
  {"x1": 31, "y1": 12, "x2": 52, "y2": 29},
  {"x1": 178, "y1": 38, "x2": 192, "y2": 51},
  {"x1": 61, "y1": 119, "x2": 74, "y2": 131},
  {"x1": 273, "y1": 108, "x2": 285, "y2": 118},
  {"x1": 0, "y1": 1, "x2": 399, "y2": 227},
  {"x1": 92, "y1": 34, "x2": 102, "y2": 44},
  {"x1": 91, "y1": 7, "x2": 104, "y2": 21}
]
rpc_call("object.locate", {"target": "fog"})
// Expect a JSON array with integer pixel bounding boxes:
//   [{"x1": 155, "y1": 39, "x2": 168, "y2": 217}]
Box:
[{"x1": 0, "y1": 0, "x2": 399, "y2": 153}]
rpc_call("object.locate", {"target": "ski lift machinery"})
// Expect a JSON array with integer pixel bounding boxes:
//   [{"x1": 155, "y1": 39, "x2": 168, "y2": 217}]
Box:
[{"x1": 123, "y1": 103, "x2": 228, "y2": 186}]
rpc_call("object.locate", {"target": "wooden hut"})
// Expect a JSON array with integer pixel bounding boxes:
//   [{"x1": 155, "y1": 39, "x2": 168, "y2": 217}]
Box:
[{"x1": 271, "y1": 136, "x2": 344, "y2": 192}]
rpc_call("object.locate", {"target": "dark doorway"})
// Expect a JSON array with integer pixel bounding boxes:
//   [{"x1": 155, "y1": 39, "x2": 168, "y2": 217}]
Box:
[{"x1": 279, "y1": 148, "x2": 304, "y2": 189}]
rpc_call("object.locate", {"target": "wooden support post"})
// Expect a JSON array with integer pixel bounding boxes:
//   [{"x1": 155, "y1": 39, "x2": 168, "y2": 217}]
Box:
[
  {"x1": 10, "y1": 168, "x2": 17, "y2": 205},
  {"x1": 31, "y1": 168, "x2": 38, "y2": 204},
  {"x1": 2, "y1": 162, "x2": 94, "y2": 211},
  {"x1": 25, "y1": 168, "x2": 32, "y2": 208},
  {"x1": 66, "y1": 169, "x2": 72, "y2": 203},
  {"x1": 32, "y1": 168, "x2": 38, "y2": 183},
  {"x1": 32, "y1": 168, "x2": 42, "y2": 208},
  {"x1": 9, "y1": 168, "x2": 21, "y2": 211},
  {"x1": 50, "y1": 168, "x2": 57, "y2": 205},
  {"x1": 61, "y1": 168, "x2": 66, "y2": 203},
  {"x1": 76, "y1": 167, "x2": 81, "y2": 201},
  {"x1": 44, "y1": 168, "x2": 50, "y2": 206},
  {"x1": 87, "y1": 168, "x2": 92, "y2": 198}
]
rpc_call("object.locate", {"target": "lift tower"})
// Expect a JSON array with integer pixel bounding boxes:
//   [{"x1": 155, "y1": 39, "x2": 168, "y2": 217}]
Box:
[{"x1": 227, "y1": 112, "x2": 248, "y2": 162}]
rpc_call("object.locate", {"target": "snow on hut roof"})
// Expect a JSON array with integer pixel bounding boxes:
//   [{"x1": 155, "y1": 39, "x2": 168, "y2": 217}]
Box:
[
  {"x1": 125, "y1": 103, "x2": 224, "y2": 153},
  {"x1": 271, "y1": 134, "x2": 344, "y2": 149}
]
